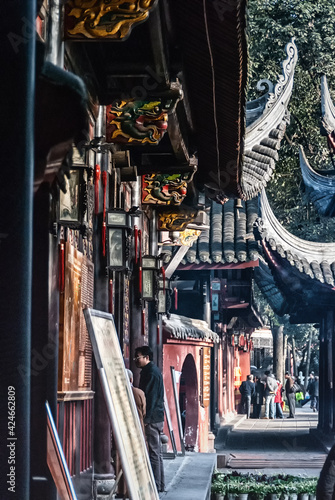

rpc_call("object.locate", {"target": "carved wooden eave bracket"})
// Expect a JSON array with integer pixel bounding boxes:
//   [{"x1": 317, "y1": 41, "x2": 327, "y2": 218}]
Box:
[
  {"x1": 240, "y1": 39, "x2": 298, "y2": 200},
  {"x1": 255, "y1": 189, "x2": 335, "y2": 287},
  {"x1": 321, "y1": 75, "x2": 335, "y2": 136},
  {"x1": 106, "y1": 82, "x2": 183, "y2": 146},
  {"x1": 299, "y1": 146, "x2": 335, "y2": 217},
  {"x1": 64, "y1": 0, "x2": 158, "y2": 40}
]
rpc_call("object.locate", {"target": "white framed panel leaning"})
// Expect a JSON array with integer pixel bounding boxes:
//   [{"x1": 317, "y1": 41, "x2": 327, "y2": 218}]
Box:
[{"x1": 83, "y1": 308, "x2": 158, "y2": 500}]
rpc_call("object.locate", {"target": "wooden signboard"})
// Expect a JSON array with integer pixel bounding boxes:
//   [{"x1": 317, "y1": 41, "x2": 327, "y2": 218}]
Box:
[
  {"x1": 59, "y1": 243, "x2": 94, "y2": 392},
  {"x1": 200, "y1": 347, "x2": 211, "y2": 408},
  {"x1": 170, "y1": 367, "x2": 185, "y2": 456},
  {"x1": 83, "y1": 308, "x2": 158, "y2": 500}
]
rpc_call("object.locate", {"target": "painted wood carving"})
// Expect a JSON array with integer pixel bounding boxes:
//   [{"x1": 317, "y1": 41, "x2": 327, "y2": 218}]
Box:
[
  {"x1": 106, "y1": 100, "x2": 169, "y2": 146},
  {"x1": 178, "y1": 229, "x2": 201, "y2": 247},
  {"x1": 142, "y1": 172, "x2": 195, "y2": 205},
  {"x1": 64, "y1": 0, "x2": 157, "y2": 40},
  {"x1": 157, "y1": 207, "x2": 198, "y2": 231}
]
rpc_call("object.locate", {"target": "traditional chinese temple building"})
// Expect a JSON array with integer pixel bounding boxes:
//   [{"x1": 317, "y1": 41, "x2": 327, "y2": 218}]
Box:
[{"x1": 0, "y1": 1, "x2": 303, "y2": 499}]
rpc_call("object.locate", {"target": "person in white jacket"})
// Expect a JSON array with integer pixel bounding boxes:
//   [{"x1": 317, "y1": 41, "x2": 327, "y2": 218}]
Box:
[{"x1": 262, "y1": 371, "x2": 278, "y2": 419}]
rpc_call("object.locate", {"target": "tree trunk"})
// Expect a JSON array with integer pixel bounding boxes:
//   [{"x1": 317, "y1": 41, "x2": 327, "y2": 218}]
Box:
[
  {"x1": 292, "y1": 336, "x2": 297, "y2": 377},
  {"x1": 304, "y1": 332, "x2": 312, "y2": 391},
  {"x1": 284, "y1": 334, "x2": 288, "y2": 373},
  {"x1": 272, "y1": 325, "x2": 284, "y2": 382}
]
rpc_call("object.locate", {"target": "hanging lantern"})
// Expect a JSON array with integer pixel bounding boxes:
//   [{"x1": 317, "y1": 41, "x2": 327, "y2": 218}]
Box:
[
  {"x1": 157, "y1": 277, "x2": 170, "y2": 314},
  {"x1": 211, "y1": 278, "x2": 221, "y2": 312},
  {"x1": 106, "y1": 209, "x2": 131, "y2": 270},
  {"x1": 234, "y1": 366, "x2": 242, "y2": 389},
  {"x1": 142, "y1": 255, "x2": 158, "y2": 301}
]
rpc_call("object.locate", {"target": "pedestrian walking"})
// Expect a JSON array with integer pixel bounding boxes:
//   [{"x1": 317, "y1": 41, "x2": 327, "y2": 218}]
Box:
[
  {"x1": 285, "y1": 371, "x2": 296, "y2": 418},
  {"x1": 252, "y1": 376, "x2": 264, "y2": 418},
  {"x1": 262, "y1": 371, "x2": 277, "y2": 419},
  {"x1": 135, "y1": 345, "x2": 165, "y2": 493},
  {"x1": 239, "y1": 374, "x2": 255, "y2": 418},
  {"x1": 312, "y1": 376, "x2": 319, "y2": 412},
  {"x1": 274, "y1": 379, "x2": 284, "y2": 418},
  {"x1": 307, "y1": 373, "x2": 316, "y2": 409}
]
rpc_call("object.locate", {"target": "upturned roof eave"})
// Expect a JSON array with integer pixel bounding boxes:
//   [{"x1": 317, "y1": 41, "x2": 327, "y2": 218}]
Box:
[
  {"x1": 245, "y1": 39, "x2": 298, "y2": 151},
  {"x1": 240, "y1": 39, "x2": 298, "y2": 201},
  {"x1": 258, "y1": 189, "x2": 335, "y2": 264},
  {"x1": 299, "y1": 146, "x2": 335, "y2": 186},
  {"x1": 321, "y1": 75, "x2": 335, "y2": 136}
]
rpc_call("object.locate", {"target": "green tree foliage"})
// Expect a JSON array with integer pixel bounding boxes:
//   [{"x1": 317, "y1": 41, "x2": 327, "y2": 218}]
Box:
[{"x1": 248, "y1": 0, "x2": 335, "y2": 241}]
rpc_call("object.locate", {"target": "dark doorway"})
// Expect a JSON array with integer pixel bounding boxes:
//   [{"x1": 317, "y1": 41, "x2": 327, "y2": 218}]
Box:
[{"x1": 179, "y1": 354, "x2": 199, "y2": 451}]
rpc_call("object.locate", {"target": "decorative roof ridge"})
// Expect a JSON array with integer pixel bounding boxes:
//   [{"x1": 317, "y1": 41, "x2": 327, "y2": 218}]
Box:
[
  {"x1": 321, "y1": 75, "x2": 335, "y2": 135},
  {"x1": 240, "y1": 39, "x2": 298, "y2": 200},
  {"x1": 299, "y1": 145, "x2": 335, "y2": 186},
  {"x1": 257, "y1": 189, "x2": 335, "y2": 264},
  {"x1": 245, "y1": 38, "x2": 298, "y2": 151}
]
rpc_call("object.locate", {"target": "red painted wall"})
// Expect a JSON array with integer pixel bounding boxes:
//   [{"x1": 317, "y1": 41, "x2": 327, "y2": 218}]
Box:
[
  {"x1": 162, "y1": 340, "x2": 213, "y2": 453},
  {"x1": 235, "y1": 349, "x2": 251, "y2": 411}
]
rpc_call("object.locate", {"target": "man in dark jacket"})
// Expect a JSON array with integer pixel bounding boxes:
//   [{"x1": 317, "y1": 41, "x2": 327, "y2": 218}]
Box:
[
  {"x1": 285, "y1": 371, "x2": 296, "y2": 418},
  {"x1": 135, "y1": 345, "x2": 165, "y2": 492},
  {"x1": 239, "y1": 375, "x2": 256, "y2": 418},
  {"x1": 252, "y1": 376, "x2": 264, "y2": 418}
]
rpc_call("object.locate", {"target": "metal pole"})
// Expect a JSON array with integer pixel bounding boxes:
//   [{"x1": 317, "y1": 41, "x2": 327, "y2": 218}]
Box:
[{"x1": 0, "y1": 1, "x2": 36, "y2": 497}]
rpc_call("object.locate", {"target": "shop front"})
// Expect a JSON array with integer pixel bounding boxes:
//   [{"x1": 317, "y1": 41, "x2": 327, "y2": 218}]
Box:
[{"x1": 162, "y1": 314, "x2": 219, "y2": 453}]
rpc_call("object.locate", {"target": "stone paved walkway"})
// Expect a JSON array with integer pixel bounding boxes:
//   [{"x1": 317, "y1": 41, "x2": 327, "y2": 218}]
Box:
[{"x1": 215, "y1": 406, "x2": 327, "y2": 477}]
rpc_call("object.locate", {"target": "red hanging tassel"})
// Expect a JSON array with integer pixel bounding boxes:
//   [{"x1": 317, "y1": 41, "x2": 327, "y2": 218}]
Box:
[
  {"x1": 142, "y1": 309, "x2": 145, "y2": 336},
  {"x1": 59, "y1": 242, "x2": 65, "y2": 293},
  {"x1": 134, "y1": 225, "x2": 138, "y2": 264},
  {"x1": 161, "y1": 267, "x2": 166, "y2": 295},
  {"x1": 109, "y1": 279, "x2": 113, "y2": 314},
  {"x1": 138, "y1": 229, "x2": 142, "y2": 260},
  {"x1": 94, "y1": 164, "x2": 101, "y2": 215},
  {"x1": 102, "y1": 171, "x2": 107, "y2": 256},
  {"x1": 174, "y1": 287, "x2": 178, "y2": 310},
  {"x1": 102, "y1": 222, "x2": 106, "y2": 256},
  {"x1": 139, "y1": 229, "x2": 142, "y2": 294}
]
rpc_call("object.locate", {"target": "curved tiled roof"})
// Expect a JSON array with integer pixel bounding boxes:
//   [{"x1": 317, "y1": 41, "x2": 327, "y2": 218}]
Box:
[
  {"x1": 179, "y1": 197, "x2": 260, "y2": 266},
  {"x1": 162, "y1": 314, "x2": 219, "y2": 343},
  {"x1": 255, "y1": 189, "x2": 335, "y2": 286},
  {"x1": 241, "y1": 39, "x2": 298, "y2": 200},
  {"x1": 299, "y1": 146, "x2": 335, "y2": 217}
]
